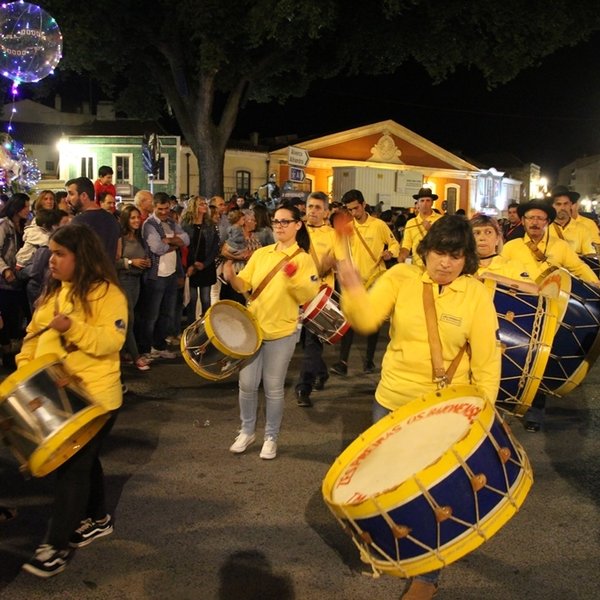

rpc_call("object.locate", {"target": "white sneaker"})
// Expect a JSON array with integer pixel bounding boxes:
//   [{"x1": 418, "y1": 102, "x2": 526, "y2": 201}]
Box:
[
  {"x1": 229, "y1": 432, "x2": 256, "y2": 454},
  {"x1": 259, "y1": 437, "x2": 277, "y2": 460},
  {"x1": 150, "y1": 347, "x2": 177, "y2": 359}
]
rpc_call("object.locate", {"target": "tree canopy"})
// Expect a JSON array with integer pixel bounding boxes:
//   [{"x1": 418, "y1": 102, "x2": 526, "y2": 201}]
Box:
[{"x1": 13, "y1": 0, "x2": 600, "y2": 194}]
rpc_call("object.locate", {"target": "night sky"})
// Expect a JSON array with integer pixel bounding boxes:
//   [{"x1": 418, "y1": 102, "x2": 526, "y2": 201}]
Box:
[{"x1": 234, "y1": 32, "x2": 600, "y2": 181}]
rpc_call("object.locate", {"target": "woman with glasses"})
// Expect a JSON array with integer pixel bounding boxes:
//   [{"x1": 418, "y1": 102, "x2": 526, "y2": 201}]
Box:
[
  {"x1": 223, "y1": 203, "x2": 319, "y2": 460},
  {"x1": 17, "y1": 224, "x2": 127, "y2": 577}
]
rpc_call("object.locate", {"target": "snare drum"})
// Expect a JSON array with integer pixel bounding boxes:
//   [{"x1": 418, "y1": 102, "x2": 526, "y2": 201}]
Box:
[
  {"x1": 483, "y1": 277, "x2": 558, "y2": 416},
  {"x1": 181, "y1": 300, "x2": 262, "y2": 381},
  {"x1": 537, "y1": 268, "x2": 600, "y2": 396},
  {"x1": 322, "y1": 385, "x2": 533, "y2": 578},
  {"x1": 0, "y1": 354, "x2": 110, "y2": 477},
  {"x1": 302, "y1": 285, "x2": 350, "y2": 344}
]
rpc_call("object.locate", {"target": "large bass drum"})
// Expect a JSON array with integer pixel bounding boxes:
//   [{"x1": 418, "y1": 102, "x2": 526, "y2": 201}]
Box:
[
  {"x1": 181, "y1": 300, "x2": 262, "y2": 381},
  {"x1": 0, "y1": 354, "x2": 109, "y2": 477},
  {"x1": 322, "y1": 385, "x2": 533, "y2": 578}
]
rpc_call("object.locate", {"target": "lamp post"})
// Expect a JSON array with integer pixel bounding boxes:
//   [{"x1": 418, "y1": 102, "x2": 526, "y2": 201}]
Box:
[{"x1": 185, "y1": 151, "x2": 191, "y2": 197}]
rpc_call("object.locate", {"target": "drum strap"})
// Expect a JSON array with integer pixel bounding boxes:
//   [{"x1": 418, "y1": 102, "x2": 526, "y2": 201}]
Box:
[
  {"x1": 247, "y1": 248, "x2": 303, "y2": 303},
  {"x1": 353, "y1": 224, "x2": 379, "y2": 264},
  {"x1": 552, "y1": 223, "x2": 565, "y2": 240},
  {"x1": 525, "y1": 240, "x2": 547, "y2": 262},
  {"x1": 422, "y1": 283, "x2": 468, "y2": 387}
]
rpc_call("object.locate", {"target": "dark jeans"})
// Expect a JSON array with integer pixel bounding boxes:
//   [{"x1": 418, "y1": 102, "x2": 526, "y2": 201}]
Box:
[
  {"x1": 139, "y1": 273, "x2": 178, "y2": 353},
  {"x1": 338, "y1": 326, "x2": 379, "y2": 365},
  {"x1": 296, "y1": 328, "x2": 327, "y2": 395},
  {"x1": 47, "y1": 411, "x2": 118, "y2": 550},
  {"x1": 119, "y1": 273, "x2": 142, "y2": 361},
  {"x1": 185, "y1": 285, "x2": 212, "y2": 327}
]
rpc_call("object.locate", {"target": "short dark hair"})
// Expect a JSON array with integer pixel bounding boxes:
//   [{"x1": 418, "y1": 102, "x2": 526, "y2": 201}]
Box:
[
  {"x1": 341, "y1": 189, "x2": 365, "y2": 205},
  {"x1": 98, "y1": 165, "x2": 113, "y2": 177},
  {"x1": 417, "y1": 215, "x2": 479, "y2": 275},
  {"x1": 308, "y1": 191, "x2": 328, "y2": 205},
  {"x1": 507, "y1": 201, "x2": 519, "y2": 210},
  {"x1": 98, "y1": 191, "x2": 115, "y2": 204},
  {"x1": 153, "y1": 191, "x2": 171, "y2": 206},
  {"x1": 35, "y1": 208, "x2": 64, "y2": 229},
  {"x1": 66, "y1": 177, "x2": 95, "y2": 201}
]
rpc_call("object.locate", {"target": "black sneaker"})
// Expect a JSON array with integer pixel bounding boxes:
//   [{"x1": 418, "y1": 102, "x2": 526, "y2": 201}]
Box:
[
  {"x1": 296, "y1": 390, "x2": 312, "y2": 407},
  {"x1": 524, "y1": 421, "x2": 541, "y2": 433},
  {"x1": 314, "y1": 375, "x2": 328, "y2": 391},
  {"x1": 69, "y1": 514, "x2": 114, "y2": 548},
  {"x1": 330, "y1": 362, "x2": 348, "y2": 376},
  {"x1": 22, "y1": 544, "x2": 73, "y2": 578},
  {"x1": 364, "y1": 361, "x2": 376, "y2": 374}
]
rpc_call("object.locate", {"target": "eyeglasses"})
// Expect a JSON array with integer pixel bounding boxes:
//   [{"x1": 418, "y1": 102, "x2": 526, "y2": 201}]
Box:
[
  {"x1": 272, "y1": 219, "x2": 297, "y2": 227},
  {"x1": 524, "y1": 216, "x2": 548, "y2": 222}
]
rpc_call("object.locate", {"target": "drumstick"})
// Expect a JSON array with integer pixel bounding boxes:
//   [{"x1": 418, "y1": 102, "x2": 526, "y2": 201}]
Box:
[
  {"x1": 332, "y1": 211, "x2": 354, "y2": 264},
  {"x1": 22, "y1": 325, "x2": 52, "y2": 342}
]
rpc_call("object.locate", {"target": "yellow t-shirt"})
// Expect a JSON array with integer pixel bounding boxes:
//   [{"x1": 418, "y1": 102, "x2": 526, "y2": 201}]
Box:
[
  {"x1": 237, "y1": 242, "x2": 319, "y2": 340},
  {"x1": 401, "y1": 212, "x2": 443, "y2": 267},
  {"x1": 306, "y1": 223, "x2": 338, "y2": 287},
  {"x1": 548, "y1": 220, "x2": 595, "y2": 255},
  {"x1": 341, "y1": 264, "x2": 501, "y2": 410}
]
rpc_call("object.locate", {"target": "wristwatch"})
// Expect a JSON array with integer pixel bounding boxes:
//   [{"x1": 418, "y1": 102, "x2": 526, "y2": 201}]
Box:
[{"x1": 127, "y1": 259, "x2": 133, "y2": 266}]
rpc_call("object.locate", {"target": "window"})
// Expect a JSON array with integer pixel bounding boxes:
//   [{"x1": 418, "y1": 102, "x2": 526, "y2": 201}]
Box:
[
  {"x1": 148, "y1": 154, "x2": 168, "y2": 184},
  {"x1": 114, "y1": 154, "x2": 133, "y2": 184},
  {"x1": 236, "y1": 170, "x2": 251, "y2": 195},
  {"x1": 45, "y1": 161, "x2": 55, "y2": 172},
  {"x1": 80, "y1": 156, "x2": 94, "y2": 178},
  {"x1": 445, "y1": 184, "x2": 460, "y2": 213}
]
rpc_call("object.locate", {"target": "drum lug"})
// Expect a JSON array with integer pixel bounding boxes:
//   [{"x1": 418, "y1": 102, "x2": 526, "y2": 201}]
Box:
[
  {"x1": 391, "y1": 524, "x2": 412, "y2": 539},
  {"x1": 471, "y1": 473, "x2": 487, "y2": 491},
  {"x1": 498, "y1": 447, "x2": 512, "y2": 463},
  {"x1": 360, "y1": 531, "x2": 373, "y2": 545},
  {"x1": 434, "y1": 506, "x2": 453, "y2": 522}
]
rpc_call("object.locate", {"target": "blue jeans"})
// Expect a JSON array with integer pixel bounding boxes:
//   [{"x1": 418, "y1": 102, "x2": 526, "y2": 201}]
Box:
[
  {"x1": 238, "y1": 332, "x2": 297, "y2": 440},
  {"x1": 185, "y1": 285, "x2": 212, "y2": 327},
  {"x1": 119, "y1": 273, "x2": 142, "y2": 361},
  {"x1": 373, "y1": 400, "x2": 441, "y2": 586},
  {"x1": 139, "y1": 273, "x2": 178, "y2": 353}
]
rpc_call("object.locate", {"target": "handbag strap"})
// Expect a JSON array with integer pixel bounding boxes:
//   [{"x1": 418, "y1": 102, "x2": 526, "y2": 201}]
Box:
[
  {"x1": 422, "y1": 283, "x2": 467, "y2": 387},
  {"x1": 247, "y1": 248, "x2": 303, "y2": 303}
]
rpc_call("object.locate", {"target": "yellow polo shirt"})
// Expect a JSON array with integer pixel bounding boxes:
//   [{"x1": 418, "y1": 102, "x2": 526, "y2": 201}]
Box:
[
  {"x1": 476, "y1": 255, "x2": 532, "y2": 282},
  {"x1": 306, "y1": 223, "x2": 338, "y2": 287},
  {"x1": 335, "y1": 215, "x2": 399, "y2": 286},
  {"x1": 502, "y1": 233, "x2": 599, "y2": 284},
  {"x1": 341, "y1": 264, "x2": 501, "y2": 409},
  {"x1": 17, "y1": 281, "x2": 127, "y2": 411},
  {"x1": 401, "y1": 212, "x2": 444, "y2": 267},
  {"x1": 548, "y1": 220, "x2": 595, "y2": 255},
  {"x1": 237, "y1": 242, "x2": 319, "y2": 340},
  {"x1": 573, "y1": 214, "x2": 600, "y2": 244}
]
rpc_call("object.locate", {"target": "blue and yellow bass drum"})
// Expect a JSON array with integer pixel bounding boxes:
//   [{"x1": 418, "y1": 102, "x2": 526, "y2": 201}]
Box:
[{"x1": 322, "y1": 385, "x2": 533, "y2": 578}]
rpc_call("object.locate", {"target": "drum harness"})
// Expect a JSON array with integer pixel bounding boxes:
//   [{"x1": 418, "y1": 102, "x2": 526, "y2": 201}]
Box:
[{"x1": 422, "y1": 283, "x2": 468, "y2": 389}]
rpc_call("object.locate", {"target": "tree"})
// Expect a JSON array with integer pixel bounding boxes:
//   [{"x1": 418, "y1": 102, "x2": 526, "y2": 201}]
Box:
[{"x1": 35, "y1": 0, "x2": 600, "y2": 195}]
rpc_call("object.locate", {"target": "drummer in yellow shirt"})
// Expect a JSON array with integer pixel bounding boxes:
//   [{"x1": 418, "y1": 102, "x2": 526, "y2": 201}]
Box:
[
  {"x1": 16, "y1": 224, "x2": 127, "y2": 578},
  {"x1": 398, "y1": 187, "x2": 443, "y2": 268},
  {"x1": 337, "y1": 215, "x2": 501, "y2": 600},
  {"x1": 549, "y1": 190, "x2": 596, "y2": 255},
  {"x1": 295, "y1": 192, "x2": 338, "y2": 407},
  {"x1": 224, "y1": 203, "x2": 319, "y2": 460},
  {"x1": 330, "y1": 189, "x2": 399, "y2": 376}
]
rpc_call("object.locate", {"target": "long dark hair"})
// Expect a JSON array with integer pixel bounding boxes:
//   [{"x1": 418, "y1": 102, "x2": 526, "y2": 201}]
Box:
[
  {"x1": 275, "y1": 203, "x2": 310, "y2": 252},
  {"x1": 417, "y1": 215, "x2": 479, "y2": 275},
  {"x1": 40, "y1": 224, "x2": 120, "y2": 315},
  {"x1": 119, "y1": 204, "x2": 143, "y2": 240}
]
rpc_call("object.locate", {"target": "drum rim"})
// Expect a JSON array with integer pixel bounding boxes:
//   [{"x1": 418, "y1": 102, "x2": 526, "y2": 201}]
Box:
[
  {"x1": 205, "y1": 300, "x2": 263, "y2": 359},
  {"x1": 323, "y1": 385, "x2": 510, "y2": 513},
  {"x1": 0, "y1": 353, "x2": 63, "y2": 400},
  {"x1": 302, "y1": 284, "x2": 333, "y2": 320},
  {"x1": 28, "y1": 406, "x2": 110, "y2": 477}
]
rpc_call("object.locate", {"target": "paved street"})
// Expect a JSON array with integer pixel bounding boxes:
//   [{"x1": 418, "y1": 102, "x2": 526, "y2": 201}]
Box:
[{"x1": 1, "y1": 335, "x2": 599, "y2": 599}]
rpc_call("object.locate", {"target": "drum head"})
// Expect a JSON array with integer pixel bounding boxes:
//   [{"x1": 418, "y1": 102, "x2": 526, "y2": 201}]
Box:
[
  {"x1": 302, "y1": 285, "x2": 331, "y2": 319},
  {"x1": 206, "y1": 301, "x2": 262, "y2": 358}
]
